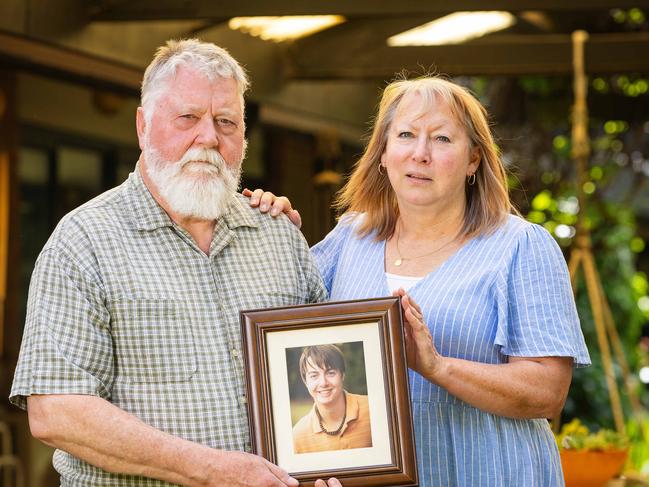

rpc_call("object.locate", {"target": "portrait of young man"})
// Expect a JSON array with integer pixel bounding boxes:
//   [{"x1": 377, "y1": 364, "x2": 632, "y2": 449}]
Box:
[{"x1": 288, "y1": 343, "x2": 373, "y2": 454}]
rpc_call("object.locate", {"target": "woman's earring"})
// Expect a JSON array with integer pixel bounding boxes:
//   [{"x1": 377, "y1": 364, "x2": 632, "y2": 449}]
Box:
[{"x1": 467, "y1": 173, "x2": 476, "y2": 186}]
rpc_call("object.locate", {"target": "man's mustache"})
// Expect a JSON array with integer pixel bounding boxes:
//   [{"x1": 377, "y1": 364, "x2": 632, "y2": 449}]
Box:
[{"x1": 178, "y1": 149, "x2": 226, "y2": 170}]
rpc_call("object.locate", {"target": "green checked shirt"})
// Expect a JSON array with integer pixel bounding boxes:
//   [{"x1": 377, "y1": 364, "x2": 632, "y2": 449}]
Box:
[{"x1": 10, "y1": 164, "x2": 327, "y2": 486}]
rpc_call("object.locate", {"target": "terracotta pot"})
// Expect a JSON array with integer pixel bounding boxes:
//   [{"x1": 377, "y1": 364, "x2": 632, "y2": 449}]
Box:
[{"x1": 560, "y1": 449, "x2": 628, "y2": 487}]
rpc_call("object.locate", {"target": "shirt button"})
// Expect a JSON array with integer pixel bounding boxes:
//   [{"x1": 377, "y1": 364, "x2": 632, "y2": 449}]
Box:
[
  {"x1": 231, "y1": 349, "x2": 240, "y2": 357},
  {"x1": 238, "y1": 396, "x2": 247, "y2": 405}
]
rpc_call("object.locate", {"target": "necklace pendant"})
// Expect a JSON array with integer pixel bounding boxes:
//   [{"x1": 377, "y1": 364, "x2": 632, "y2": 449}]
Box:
[{"x1": 394, "y1": 258, "x2": 402, "y2": 266}]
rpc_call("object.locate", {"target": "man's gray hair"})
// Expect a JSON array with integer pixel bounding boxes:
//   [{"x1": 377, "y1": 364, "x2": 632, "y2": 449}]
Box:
[{"x1": 141, "y1": 38, "x2": 250, "y2": 120}]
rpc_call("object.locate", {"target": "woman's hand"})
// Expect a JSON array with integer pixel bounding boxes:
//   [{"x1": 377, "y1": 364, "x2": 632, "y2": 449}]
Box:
[
  {"x1": 393, "y1": 288, "x2": 444, "y2": 380},
  {"x1": 393, "y1": 290, "x2": 573, "y2": 419},
  {"x1": 242, "y1": 188, "x2": 302, "y2": 228}
]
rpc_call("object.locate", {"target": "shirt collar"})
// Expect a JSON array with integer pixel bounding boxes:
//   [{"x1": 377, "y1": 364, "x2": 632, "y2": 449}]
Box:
[
  {"x1": 124, "y1": 162, "x2": 257, "y2": 232},
  {"x1": 222, "y1": 194, "x2": 258, "y2": 230},
  {"x1": 309, "y1": 391, "x2": 360, "y2": 434}
]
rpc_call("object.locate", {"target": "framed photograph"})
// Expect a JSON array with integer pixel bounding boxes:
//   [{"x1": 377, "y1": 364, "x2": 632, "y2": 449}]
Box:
[{"x1": 240, "y1": 297, "x2": 418, "y2": 487}]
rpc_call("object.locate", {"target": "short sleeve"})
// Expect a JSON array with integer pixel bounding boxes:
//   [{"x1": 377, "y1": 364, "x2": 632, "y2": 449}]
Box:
[
  {"x1": 9, "y1": 247, "x2": 114, "y2": 410},
  {"x1": 287, "y1": 218, "x2": 328, "y2": 303},
  {"x1": 311, "y1": 215, "x2": 356, "y2": 294},
  {"x1": 494, "y1": 224, "x2": 591, "y2": 367}
]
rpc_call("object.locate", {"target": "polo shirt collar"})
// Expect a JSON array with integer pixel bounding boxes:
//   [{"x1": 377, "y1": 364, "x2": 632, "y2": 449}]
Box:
[
  {"x1": 222, "y1": 194, "x2": 257, "y2": 230},
  {"x1": 125, "y1": 162, "x2": 257, "y2": 232},
  {"x1": 309, "y1": 391, "x2": 359, "y2": 434}
]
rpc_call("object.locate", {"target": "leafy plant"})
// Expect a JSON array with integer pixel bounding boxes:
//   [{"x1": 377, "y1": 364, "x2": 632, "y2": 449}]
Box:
[
  {"x1": 557, "y1": 418, "x2": 629, "y2": 451},
  {"x1": 517, "y1": 104, "x2": 649, "y2": 429},
  {"x1": 625, "y1": 416, "x2": 649, "y2": 475}
]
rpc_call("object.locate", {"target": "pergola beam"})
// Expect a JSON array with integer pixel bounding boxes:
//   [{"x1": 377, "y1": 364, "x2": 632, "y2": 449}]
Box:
[
  {"x1": 0, "y1": 31, "x2": 142, "y2": 93},
  {"x1": 285, "y1": 32, "x2": 649, "y2": 78},
  {"x1": 91, "y1": 0, "x2": 649, "y2": 20}
]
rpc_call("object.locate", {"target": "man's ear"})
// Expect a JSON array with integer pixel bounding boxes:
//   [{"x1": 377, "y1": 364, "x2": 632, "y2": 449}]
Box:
[{"x1": 136, "y1": 107, "x2": 146, "y2": 151}]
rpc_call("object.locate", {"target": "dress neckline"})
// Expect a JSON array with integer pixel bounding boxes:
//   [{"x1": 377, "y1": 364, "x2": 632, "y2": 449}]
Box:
[{"x1": 380, "y1": 236, "x2": 474, "y2": 295}]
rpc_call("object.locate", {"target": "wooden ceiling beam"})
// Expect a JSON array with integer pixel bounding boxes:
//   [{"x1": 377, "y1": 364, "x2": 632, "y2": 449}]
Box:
[
  {"x1": 91, "y1": 0, "x2": 649, "y2": 21},
  {"x1": 285, "y1": 32, "x2": 649, "y2": 78},
  {"x1": 0, "y1": 31, "x2": 142, "y2": 94}
]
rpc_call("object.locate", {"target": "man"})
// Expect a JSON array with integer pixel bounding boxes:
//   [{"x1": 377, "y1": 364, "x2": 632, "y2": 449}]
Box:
[
  {"x1": 292, "y1": 345, "x2": 372, "y2": 454},
  {"x1": 10, "y1": 39, "x2": 339, "y2": 487}
]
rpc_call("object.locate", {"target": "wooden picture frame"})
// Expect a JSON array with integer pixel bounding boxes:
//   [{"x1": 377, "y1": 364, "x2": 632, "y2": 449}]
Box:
[{"x1": 240, "y1": 297, "x2": 418, "y2": 487}]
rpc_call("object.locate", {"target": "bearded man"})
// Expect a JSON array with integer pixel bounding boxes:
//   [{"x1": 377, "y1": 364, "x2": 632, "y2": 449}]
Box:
[{"x1": 9, "y1": 39, "x2": 337, "y2": 487}]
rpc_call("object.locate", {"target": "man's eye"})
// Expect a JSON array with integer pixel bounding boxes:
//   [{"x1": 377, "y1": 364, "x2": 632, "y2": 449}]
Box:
[
  {"x1": 181, "y1": 114, "x2": 197, "y2": 119},
  {"x1": 217, "y1": 118, "x2": 235, "y2": 126}
]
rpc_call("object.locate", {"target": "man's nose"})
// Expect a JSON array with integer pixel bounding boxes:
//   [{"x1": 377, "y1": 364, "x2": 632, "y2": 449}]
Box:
[{"x1": 194, "y1": 116, "x2": 219, "y2": 148}]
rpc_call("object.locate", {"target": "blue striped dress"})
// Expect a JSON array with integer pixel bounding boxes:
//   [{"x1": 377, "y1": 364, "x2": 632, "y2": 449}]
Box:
[{"x1": 311, "y1": 214, "x2": 591, "y2": 487}]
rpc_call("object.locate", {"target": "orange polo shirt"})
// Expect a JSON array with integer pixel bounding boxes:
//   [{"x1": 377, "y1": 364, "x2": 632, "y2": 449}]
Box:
[{"x1": 292, "y1": 391, "x2": 373, "y2": 454}]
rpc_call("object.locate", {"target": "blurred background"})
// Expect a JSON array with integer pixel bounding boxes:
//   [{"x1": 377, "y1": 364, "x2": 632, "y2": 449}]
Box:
[{"x1": 1, "y1": 1, "x2": 649, "y2": 485}]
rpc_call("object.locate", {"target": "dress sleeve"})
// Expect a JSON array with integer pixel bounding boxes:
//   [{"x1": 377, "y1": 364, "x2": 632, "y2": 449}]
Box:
[
  {"x1": 310, "y1": 216, "x2": 355, "y2": 294},
  {"x1": 9, "y1": 246, "x2": 114, "y2": 410},
  {"x1": 286, "y1": 218, "x2": 328, "y2": 303},
  {"x1": 494, "y1": 223, "x2": 591, "y2": 366}
]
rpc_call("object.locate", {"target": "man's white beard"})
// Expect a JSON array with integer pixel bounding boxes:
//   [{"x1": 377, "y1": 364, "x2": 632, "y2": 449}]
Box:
[{"x1": 144, "y1": 145, "x2": 242, "y2": 220}]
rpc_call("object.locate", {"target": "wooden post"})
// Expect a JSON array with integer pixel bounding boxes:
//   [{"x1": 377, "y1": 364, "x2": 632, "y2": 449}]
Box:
[
  {"x1": 559, "y1": 30, "x2": 641, "y2": 435},
  {"x1": 0, "y1": 151, "x2": 7, "y2": 359},
  {"x1": 0, "y1": 80, "x2": 10, "y2": 359},
  {"x1": 582, "y1": 250, "x2": 626, "y2": 433}
]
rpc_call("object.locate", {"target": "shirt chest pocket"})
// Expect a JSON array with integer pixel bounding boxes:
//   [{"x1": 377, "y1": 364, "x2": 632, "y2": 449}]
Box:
[{"x1": 110, "y1": 299, "x2": 197, "y2": 384}]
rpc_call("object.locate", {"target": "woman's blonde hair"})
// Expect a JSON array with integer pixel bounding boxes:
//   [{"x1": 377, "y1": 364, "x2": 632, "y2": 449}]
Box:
[{"x1": 334, "y1": 76, "x2": 514, "y2": 241}]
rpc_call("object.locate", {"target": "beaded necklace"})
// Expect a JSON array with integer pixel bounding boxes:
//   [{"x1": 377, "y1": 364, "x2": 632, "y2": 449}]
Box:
[{"x1": 315, "y1": 397, "x2": 347, "y2": 436}]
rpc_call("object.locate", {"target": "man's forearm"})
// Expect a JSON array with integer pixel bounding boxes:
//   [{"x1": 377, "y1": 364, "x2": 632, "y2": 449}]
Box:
[{"x1": 27, "y1": 394, "x2": 212, "y2": 486}]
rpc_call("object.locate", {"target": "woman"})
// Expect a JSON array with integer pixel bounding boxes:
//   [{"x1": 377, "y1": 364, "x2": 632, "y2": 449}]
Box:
[
  {"x1": 292, "y1": 344, "x2": 372, "y2": 454},
  {"x1": 247, "y1": 76, "x2": 590, "y2": 486}
]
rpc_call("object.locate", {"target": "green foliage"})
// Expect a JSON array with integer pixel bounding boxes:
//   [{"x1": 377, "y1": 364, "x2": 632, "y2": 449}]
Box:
[
  {"x1": 499, "y1": 67, "x2": 649, "y2": 476},
  {"x1": 523, "y1": 122, "x2": 649, "y2": 432},
  {"x1": 290, "y1": 400, "x2": 313, "y2": 426},
  {"x1": 626, "y1": 416, "x2": 649, "y2": 474}
]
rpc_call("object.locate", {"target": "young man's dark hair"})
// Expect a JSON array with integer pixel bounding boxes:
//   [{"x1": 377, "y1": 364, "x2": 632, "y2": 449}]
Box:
[{"x1": 299, "y1": 344, "x2": 346, "y2": 383}]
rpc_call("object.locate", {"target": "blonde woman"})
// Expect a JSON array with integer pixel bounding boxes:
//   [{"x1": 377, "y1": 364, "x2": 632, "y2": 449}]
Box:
[{"x1": 247, "y1": 76, "x2": 590, "y2": 486}]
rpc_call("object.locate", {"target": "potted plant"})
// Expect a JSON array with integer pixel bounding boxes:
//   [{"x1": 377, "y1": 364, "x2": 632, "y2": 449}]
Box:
[{"x1": 557, "y1": 419, "x2": 629, "y2": 487}]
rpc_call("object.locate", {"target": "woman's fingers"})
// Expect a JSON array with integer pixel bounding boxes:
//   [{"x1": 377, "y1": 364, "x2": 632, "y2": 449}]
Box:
[
  {"x1": 286, "y1": 209, "x2": 302, "y2": 228},
  {"x1": 401, "y1": 293, "x2": 422, "y2": 316},
  {"x1": 258, "y1": 191, "x2": 278, "y2": 212},
  {"x1": 391, "y1": 287, "x2": 406, "y2": 298},
  {"x1": 242, "y1": 189, "x2": 300, "y2": 227},
  {"x1": 271, "y1": 196, "x2": 292, "y2": 216},
  {"x1": 401, "y1": 295, "x2": 424, "y2": 325},
  {"x1": 241, "y1": 188, "x2": 277, "y2": 210},
  {"x1": 242, "y1": 188, "x2": 266, "y2": 207}
]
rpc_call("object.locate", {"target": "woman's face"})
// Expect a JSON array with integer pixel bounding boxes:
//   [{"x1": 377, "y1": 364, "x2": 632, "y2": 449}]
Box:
[
  {"x1": 304, "y1": 359, "x2": 344, "y2": 408},
  {"x1": 380, "y1": 92, "x2": 480, "y2": 214}
]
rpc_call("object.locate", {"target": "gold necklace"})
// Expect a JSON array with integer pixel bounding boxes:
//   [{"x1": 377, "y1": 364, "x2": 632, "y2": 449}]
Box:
[{"x1": 394, "y1": 226, "x2": 457, "y2": 267}]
